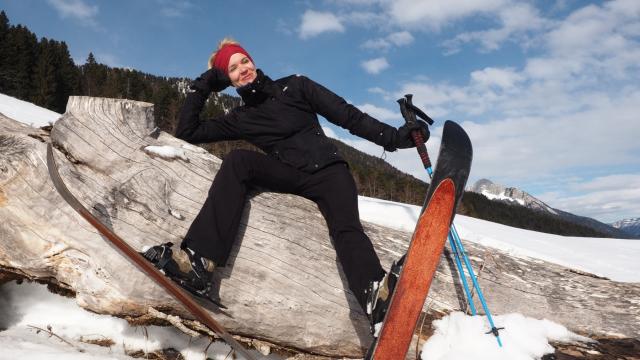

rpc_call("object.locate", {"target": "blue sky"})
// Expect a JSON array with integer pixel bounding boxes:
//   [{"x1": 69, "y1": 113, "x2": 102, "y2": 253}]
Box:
[{"x1": 2, "y1": 0, "x2": 639, "y2": 223}]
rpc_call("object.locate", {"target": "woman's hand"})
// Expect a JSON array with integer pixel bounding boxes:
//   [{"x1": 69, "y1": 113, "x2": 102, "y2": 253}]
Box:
[
  {"x1": 190, "y1": 68, "x2": 231, "y2": 94},
  {"x1": 391, "y1": 120, "x2": 431, "y2": 150}
]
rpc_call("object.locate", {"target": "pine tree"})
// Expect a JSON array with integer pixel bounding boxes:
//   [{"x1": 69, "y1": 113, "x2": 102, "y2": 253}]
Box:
[
  {"x1": 53, "y1": 41, "x2": 80, "y2": 112},
  {"x1": 32, "y1": 38, "x2": 57, "y2": 108},
  {"x1": 0, "y1": 11, "x2": 11, "y2": 93},
  {"x1": 0, "y1": 11, "x2": 8, "y2": 40},
  {"x1": 82, "y1": 52, "x2": 99, "y2": 96},
  {"x1": 11, "y1": 25, "x2": 38, "y2": 100}
]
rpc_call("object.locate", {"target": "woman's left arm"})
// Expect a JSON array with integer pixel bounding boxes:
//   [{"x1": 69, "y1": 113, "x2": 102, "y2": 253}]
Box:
[{"x1": 298, "y1": 76, "x2": 406, "y2": 151}]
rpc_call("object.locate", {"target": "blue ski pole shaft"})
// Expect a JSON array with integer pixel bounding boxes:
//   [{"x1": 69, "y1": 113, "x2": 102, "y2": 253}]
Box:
[
  {"x1": 448, "y1": 233, "x2": 477, "y2": 315},
  {"x1": 449, "y1": 224, "x2": 503, "y2": 347}
]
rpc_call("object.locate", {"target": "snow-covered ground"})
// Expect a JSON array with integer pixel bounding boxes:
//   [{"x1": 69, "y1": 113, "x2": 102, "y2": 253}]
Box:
[
  {"x1": 0, "y1": 280, "x2": 589, "y2": 360},
  {"x1": 358, "y1": 195, "x2": 640, "y2": 283},
  {"x1": 1, "y1": 93, "x2": 634, "y2": 359},
  {"x1": 0, "y1": 93, "x2": 61, "y2": 127},
  {"x1": 0, "y1": 281, "x2": 272, "y2": 360}
]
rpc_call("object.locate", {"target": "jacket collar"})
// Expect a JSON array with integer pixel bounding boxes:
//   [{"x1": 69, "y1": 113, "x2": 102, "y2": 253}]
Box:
[{"x1": 236, "y1": 69, "x2": 279, "y2": 106}]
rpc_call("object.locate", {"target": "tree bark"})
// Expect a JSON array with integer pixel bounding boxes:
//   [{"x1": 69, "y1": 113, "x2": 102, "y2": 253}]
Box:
[{"x1": 0, "y1": 97, "x2": 638, "y2": 359}]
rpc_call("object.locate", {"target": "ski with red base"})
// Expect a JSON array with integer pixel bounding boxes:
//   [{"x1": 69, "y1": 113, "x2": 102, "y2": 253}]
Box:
[{"x1": 366, "y1": 120, "x2": 472, "y2": 359}]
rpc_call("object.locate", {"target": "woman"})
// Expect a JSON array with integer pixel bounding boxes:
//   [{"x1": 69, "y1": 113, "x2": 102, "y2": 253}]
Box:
[{"x1": 143, "y1": 39, "x2": 429, "y2": 332}]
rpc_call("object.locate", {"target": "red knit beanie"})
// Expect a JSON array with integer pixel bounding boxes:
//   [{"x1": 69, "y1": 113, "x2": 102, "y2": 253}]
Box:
[{"x1": 212, "y1": 44, "x2": 253, "y2": 73}]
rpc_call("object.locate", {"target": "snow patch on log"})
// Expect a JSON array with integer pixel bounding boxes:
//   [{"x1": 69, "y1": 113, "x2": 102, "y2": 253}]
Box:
[{"x1": 143, "y1": 145, "x2": 189, "y2": 162}]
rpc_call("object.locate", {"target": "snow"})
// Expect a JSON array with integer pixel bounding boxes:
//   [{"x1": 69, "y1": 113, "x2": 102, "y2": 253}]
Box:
[
  {"x1": 481, "y1": 190, "x2": 526, "y2": 206},
  {"x1": 0, "y1": 281, "x2": 270, "y2": 360},
  {"x1": 358, "y1": 195, "x2": 640, "y2": 283},
  {"x1": 421, "y1": 312, "x2": 590, "y2": 360},
  {"x1": 0, "y1": 282, "x2": 588, "y2": 360},
  {"x1": 0, "y1": 93, "x2": 61, "y2": 127},
  {"x1": 144, "y1": 145, "x2": 189, "y2": 161}
]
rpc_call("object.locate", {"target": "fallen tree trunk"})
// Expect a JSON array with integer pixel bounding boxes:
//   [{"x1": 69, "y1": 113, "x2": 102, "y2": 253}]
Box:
[{"x1": 0, "y1": 97, "x2": 638, "y2": 358}]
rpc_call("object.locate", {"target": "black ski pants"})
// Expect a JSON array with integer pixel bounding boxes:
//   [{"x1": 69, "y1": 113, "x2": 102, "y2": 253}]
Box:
[{"x1": 182, "y1": 149, "x2": 385, "y2": 309}]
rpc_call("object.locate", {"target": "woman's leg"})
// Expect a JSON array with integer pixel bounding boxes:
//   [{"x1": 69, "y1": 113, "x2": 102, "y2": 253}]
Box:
[
  {"x1": 300, "y1": 164, "x2": 386, "y2": 311},
  {"x1": 182, "y1": 149, "x2": 303, "y2": 266}
]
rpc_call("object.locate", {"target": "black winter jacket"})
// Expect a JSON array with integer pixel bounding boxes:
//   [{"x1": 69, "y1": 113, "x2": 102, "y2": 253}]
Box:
[{"x1": 176, "y1": 69, "x2": 398, "y2": 173}]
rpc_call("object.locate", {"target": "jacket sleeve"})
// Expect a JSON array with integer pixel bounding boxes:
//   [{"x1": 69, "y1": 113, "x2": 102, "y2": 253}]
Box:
[
  {"x1": 175, "y1": 90, "x2": 241, "y2": 144},
  {"x1": 297, "y1": 76, "x2": 397, "y2": 150}
]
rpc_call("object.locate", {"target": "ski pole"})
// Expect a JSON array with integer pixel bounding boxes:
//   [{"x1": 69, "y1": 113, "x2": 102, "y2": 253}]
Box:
[
  {"x1": 397, "y1": 94, "x2": 503, "y2": 347},
  {"x1": 449, "y1": 220, "x2": 504, "y2": 346},
  {"x1": 448, "y1": 232, "x2": 477, "y2": 315}
]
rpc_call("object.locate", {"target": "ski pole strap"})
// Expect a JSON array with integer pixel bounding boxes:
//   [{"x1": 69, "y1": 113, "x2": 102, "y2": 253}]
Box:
[{"x1": 397, "y1": 94, "x2": 432, "y2": 169}]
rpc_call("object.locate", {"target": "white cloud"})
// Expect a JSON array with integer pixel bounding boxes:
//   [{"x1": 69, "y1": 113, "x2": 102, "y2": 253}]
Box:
[
  {"x1": 355, "y1": 103, "x2": 400, "y2": 122},
  {"x1": 445, "y1": 89, "x2": 639, "y2": 178},
  {"x1": 388, "y1": 31, "x2": 414, "y2": 46},
  {"x1": 47, "y1": 0, "x2": 98, "y2": 25},
  {"x1": 303, "y1": 1, "x2": 539, "y2": 53},
  {"x1": 387, "y1": 0, "x2": 507, "y2": 30},
  {"x1": 542, "y1": 1, "x2": 640, "y2": 81},
  {"x1": 362, "y1": 31, "x2": 414, "y2": 50},
  {"x1": 368, "y1": 87, "x2": 389, "y2": 96},
  {"x1": 443, "y1": 3, "x2": 550, "y2": 54},
  {"x1": 362, "y1": 38, "x2": 390, "y2": 51},
  {"x1": 393, "y1": 82, "x2": 459, "y2": 115},
  {"x1": 299, "y1": 10, "x2": 345, "y2": 39},
  {"x1": 572, "y1": 174, "x2": 640, "y2": 192},
  {"x1": 470, "y1": 67, "x2": 524, "y2": 90},
  {"x1": 452, "y1": 89, "x2": 640, "y2": 222},
  {"x1": 539, "y1": 175, "x2": 640, "y2": 223},
  {"x1": 327, "y1": 0, "x2": 382, "y2": 5},
  {"x1": 361, "y1": 57, "x2": 389, "y2": 74},
  {"x1": 343, "y1": 11, "x2": 388, "y2": 28},
  {"x1": 312, "y1": 0, "x2": 515, "y2": 38},
  {"x1": 547, "y1": 5, "x2": 618, "y2": 56},
  {"x1": 157, "y1": 0, "x2": 194, "y2": 17}
]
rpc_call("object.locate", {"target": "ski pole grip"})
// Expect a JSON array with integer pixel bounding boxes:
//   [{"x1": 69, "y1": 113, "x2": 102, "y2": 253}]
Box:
[
  {"x1": 398, "y1": 95, "x2": 432, "y2": 169},
  {"x1": 413, "y1": 134, "x2": 432, "y2": 170}
]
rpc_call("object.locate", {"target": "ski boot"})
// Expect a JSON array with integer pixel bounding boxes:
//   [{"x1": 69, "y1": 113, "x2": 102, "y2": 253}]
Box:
[
  {"x1": 141, "y1": 242, "x2": 225, "y2": 308},
  {"x1": 365, "y1": 254, "x2": 405, "y2": 336}
]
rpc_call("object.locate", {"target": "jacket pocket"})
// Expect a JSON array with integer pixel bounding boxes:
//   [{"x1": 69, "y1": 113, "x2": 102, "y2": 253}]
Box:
[
  {"x1": 280, "y1": 148, "x2": 309, "y2": 169},
  {"x1": 274, "y1": 135, "x2": 310, "y2": 169}
]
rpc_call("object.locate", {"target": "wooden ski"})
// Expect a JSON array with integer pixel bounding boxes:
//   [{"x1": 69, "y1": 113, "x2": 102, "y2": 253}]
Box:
[
  {"x1": 46, "y1": 143, "x2": 259, "y2": 360},
  {"x1": 367, "y1": 120, "x2": 472, "y2": 359}
]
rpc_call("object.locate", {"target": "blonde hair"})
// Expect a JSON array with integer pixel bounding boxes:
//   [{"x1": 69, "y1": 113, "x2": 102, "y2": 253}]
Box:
[{"x1": 208, "y1": 37, "x2": 240, "y2": 69}]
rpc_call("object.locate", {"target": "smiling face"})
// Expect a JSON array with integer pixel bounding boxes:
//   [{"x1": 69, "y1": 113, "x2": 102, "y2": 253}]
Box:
[{"x1": 228, "y1": 53, "x2": 257, "y2": 87}]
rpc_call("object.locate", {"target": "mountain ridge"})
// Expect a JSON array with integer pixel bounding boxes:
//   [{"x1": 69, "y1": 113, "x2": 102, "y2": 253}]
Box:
[
  {"x1": 469, "y1": 179, "x2": 635, "y2": 239},
  {"x1": 611, "y1": 217, "x2": 640, "y2": 237}
]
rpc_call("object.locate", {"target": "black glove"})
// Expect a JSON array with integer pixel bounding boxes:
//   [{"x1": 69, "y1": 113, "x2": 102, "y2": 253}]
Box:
[
  {"x1": 391, "y1": 119, "x2": 430, "y2": 150},
  {"x1": 189, "y1": 68, "x2": 231, "y2": 94}
]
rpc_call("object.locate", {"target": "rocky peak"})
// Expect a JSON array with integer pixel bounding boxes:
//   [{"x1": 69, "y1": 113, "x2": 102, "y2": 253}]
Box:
[
  {"x1": 469, "y1": 178, "x2": 557, "y2": 214},
  {"x1": 610, "y1": 217, "x2": 640, "y2": 237}
]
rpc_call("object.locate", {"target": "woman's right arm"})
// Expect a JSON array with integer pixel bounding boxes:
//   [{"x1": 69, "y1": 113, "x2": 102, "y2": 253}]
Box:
[{"x1": 175, "y1": 69, "x2": 239, "y2": 144}]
